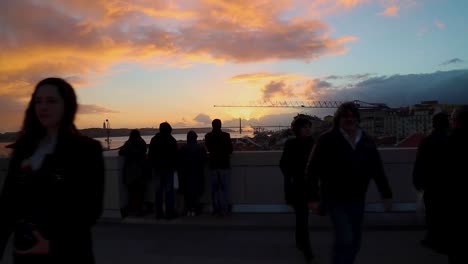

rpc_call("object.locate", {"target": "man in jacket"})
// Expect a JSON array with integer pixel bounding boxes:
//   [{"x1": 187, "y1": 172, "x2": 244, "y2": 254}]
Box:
[
  {"x1": 148, "y1": 122, "x2": 178, "y2": 220},
  {"x1": 307, "y1": 102, "x2": 392, "y2": 264},
  {"x1": 413, "y1": 112, "x2": 450, "y2": 252},
  {"x1": 205, "y1": 119, "x2": 233, "y2": 216},
  {"x1": 280, "y1": 115, "x2": 315, "y2": 261}
]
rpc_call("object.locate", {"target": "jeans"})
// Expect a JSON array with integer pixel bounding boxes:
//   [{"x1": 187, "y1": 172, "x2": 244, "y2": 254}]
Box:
[
  {"x1": 211, "y1": 169, "x2": 230, "y2": 214},
  {"x1": 154, "y1": 169, "x2": 175, "y2": 216},
  {"x1": 328, "y1": 202, "x2": 365, "y2": 264}
]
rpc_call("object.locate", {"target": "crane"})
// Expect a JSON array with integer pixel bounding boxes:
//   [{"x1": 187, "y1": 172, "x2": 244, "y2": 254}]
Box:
[{"x1": 213, "y1": 100, "x2": 389, "y2": 109}]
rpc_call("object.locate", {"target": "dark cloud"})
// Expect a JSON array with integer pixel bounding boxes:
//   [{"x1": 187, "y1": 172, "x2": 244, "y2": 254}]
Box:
[
  {"x1": 78, "y1": 104, "x2": 120, "y2": 114},
  {"x1": 324, "y1": 75, "x2": 341, "y2": 80},
  {"x1": 324, "y1": 73, "x2": 373, "y2": 80},
  {"x1": 193, "y1": 113, "x2": 212, "y2": 124},
  {"x1": 324, "y1": 69, "x2": 468, "y2": 107},
  {"x1": 440, "y1": 58, "x2": 464, "y2": 66}
]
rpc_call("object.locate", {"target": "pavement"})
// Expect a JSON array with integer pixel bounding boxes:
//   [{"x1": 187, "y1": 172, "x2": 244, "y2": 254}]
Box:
[{"x1": 2, "y1": 213, "x2": 449, "y2": 264}]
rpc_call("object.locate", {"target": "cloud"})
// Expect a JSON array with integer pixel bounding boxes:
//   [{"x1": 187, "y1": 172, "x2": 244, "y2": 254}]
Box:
[
  {"x1": 238, "y1": 69, "x2": 468, "y2": 108},
  {"x1": 304, "y1": 0, "x2": 370, "y2": 16},
  {"x1": 229, "y1": 72, "x2": 303, "y2": 83},
  {"x1": 440, "y1": 58, "x2": 464, "y2": 66},
  {"x1": 324, "y1": 73, "x2": 374, "y2": 80},
  {"x1": 435, "y1": 19, "x2": 445, "y2": 29},
  {"x1": 262, "y1": 81, "x2": 295, "y2": 100},
  {"x1": 378, "y1": 5, "x2": 400, "y2": 17},
  {"x1": 193, "y1": 113, "x2": 212, "y2": 124},
  {"x1": 0, "y1": 0, "x2": 359, "y2": 100},
  {"x1": 0, "y1": 95, "x2": 27, "y2": 132},
  {"x1": 78, "y1": 104, "x2": 120, "y2": 114},
  {"x1": 304, "y1": 79, "x2": 333, "y2": 100},
  {"x1": 322, "y1": 69, "x2": 468, "y2": 107},
  {"x1": 337, "y1": 0, "x2": 370, "y2": 9}
]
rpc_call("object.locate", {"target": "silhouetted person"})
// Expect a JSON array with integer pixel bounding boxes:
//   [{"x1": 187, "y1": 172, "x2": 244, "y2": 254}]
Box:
[
  {"x1": 148, "y1": 122, "x2": 178, "y2": 220},
  {"x1": 0, "y1": 78, "x2": 105, "y2": 264},
  {"x1": 280, "y1": 115, "x2": 315, "y2": 261},
  {"x1": 205, "y1": 119, "x2": 233, "y2": 216},
  {"x1": 413, "y1": 112, "x2": 450, "y2": 252},
  {"x1": 307, "y1": 102, "x2": 392, "y2": 264},
  {"x1": 119, "y1": 129, "x2": 147, "y2": 217},
  {"x1": 177, "y1": 131, "x2": 207, "y2": 216},
  {"x1": 444, "y1": 106, "x2": 468, "y2": 264}
]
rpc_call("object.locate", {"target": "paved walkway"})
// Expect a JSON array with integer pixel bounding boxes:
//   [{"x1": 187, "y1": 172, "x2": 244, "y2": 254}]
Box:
[{"x1": 2, "y1": 214, "x2": 448, "y2": 264}]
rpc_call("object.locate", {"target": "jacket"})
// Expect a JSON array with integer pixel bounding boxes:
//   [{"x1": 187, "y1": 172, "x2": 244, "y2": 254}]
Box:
[
  {"x1": 205, "y1": 130, "x2": 233, "y2": 169},
  {"x1": 0, "y1": 134, "x2": 104, "y2": 262},
  {"x1": 279, "y1": 136, "x2": 315, "y2": 204},
  {"x1": 307, "y1": 128, "x2": 392, "y2": 203}
]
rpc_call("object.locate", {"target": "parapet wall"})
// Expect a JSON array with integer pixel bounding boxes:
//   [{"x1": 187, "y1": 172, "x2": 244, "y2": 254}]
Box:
[{"x1": 0, "y1": 148, "x2": 419, "y2": 218}]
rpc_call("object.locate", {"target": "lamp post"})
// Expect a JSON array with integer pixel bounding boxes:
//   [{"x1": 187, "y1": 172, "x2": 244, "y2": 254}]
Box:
[{"x1": 104, "y1": 119, "x2": 111, "y2": 150}]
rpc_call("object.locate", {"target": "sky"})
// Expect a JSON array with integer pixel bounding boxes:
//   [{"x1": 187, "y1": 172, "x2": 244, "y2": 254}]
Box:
[{"x1": 1, "y1": 0, "x2": 467, "y2": 132}]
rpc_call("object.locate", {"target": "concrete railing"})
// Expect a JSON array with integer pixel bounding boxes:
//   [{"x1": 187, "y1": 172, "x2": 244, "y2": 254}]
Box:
[{"x1": 0, "y1": 148, "x2": 419, "y2": 218}]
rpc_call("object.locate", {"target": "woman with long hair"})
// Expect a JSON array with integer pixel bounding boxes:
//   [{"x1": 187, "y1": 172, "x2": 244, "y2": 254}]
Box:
[{"x1": 0, "y1": 77, "x2": 105, "y2": 264}]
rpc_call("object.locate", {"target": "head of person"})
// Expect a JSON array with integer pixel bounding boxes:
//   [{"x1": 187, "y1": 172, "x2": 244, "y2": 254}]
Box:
[
  {"x1": 129, "y1": 129, "x2": 142, "y2": 141},
  {"x1": 187, "y1": 130, "x2": 198, "y2": 144},
  {"x1": 21, "y1": 77, "x2": 78, "y2": 141},
  {"x1": 212, "y1": 119, "x2": 222, "y2": 131},
  {"x1": 432, "y1": 112, "x2": 450, "y2": 131},
  {"x1": 451, "y1": 105, "x2": 468, "y2": 131},
  {"x1": 159, "y1": 122, "x2": 172, "y2": 135},
  {"x1": 291, "y1": 115, "x2": 312, "y2": 137},
  {"x1": 333, "y1": 102, "x2": 360, "y2": 133}
]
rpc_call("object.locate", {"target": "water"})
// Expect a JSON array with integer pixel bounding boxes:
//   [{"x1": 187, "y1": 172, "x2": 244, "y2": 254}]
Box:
[
  {"x1": 96, "y1": 131, "x2": 253, "y2": 150},
  {"x1": 0, "y1": 132, "x2": 254, "y2": 155}
]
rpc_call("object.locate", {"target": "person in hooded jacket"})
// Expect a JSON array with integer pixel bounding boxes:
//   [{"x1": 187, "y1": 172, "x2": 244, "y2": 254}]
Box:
[
  {"x1": 177, "y1": 131, "x2": 207, "y2": 216},
  {"x1": 119, "y1": 129, "x2": 147, "y2": 217},
  {"x1": 148, "y1": 122, "x2": 178, "y2": 220}
]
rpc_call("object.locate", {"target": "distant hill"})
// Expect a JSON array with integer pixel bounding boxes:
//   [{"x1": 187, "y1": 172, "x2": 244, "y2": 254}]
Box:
[
  {"x1": 80, "y1": 127, "x2": 219, "y2": 138},
  {"x1": 0, "y1": 127, "x2": 233, "y2": 142}
]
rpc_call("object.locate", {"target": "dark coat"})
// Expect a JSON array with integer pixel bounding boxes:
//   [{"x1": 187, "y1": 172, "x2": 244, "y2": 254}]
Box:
[
  {"x1": 413, "y1": 130, "x2": 449, "y2": 192},
  {"x1": 204, "y1": 130, "x2": 233, "y2": 169},
  {"x1": 119, "y1": 138, "x2": 147, "y2": 186},
  {"x1": 0, "y1": 134, "x2": 105, "y2": 263},
  {"x1": 444, "y1": 128, "x2": 468, "y2": 255},
  {"x1": 307, "y1": 128, "x2": 392, "y2": 203},
  {"x1": 279, "y1": 136, "x2": 314, "y2": 205},
  {"x1": 148, "y1": 133, "x2": 178, "y2": 171},
  {"x1": 177, "y1": 142, "x2": 207, "y2": 196}
]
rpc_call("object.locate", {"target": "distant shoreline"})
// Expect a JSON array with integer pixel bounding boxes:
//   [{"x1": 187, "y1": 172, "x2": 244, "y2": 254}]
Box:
[{"x1": 0, "y1": 127, "x2": 238, "y2": 142}]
